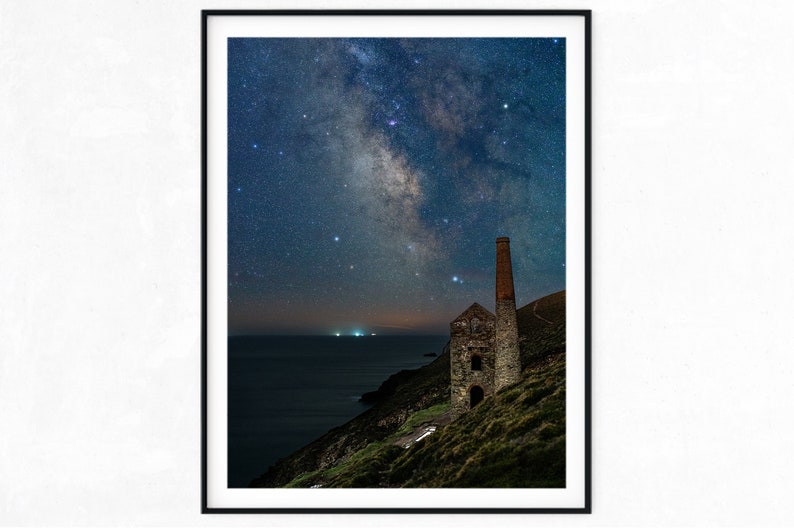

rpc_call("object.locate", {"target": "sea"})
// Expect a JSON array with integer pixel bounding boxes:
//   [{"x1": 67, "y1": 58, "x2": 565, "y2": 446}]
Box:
[{"x1": 228, "y1": 334, "x2": 448, "y2": 487}]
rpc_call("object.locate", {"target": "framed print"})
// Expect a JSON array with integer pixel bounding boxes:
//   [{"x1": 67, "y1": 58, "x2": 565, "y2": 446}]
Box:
[{"x1": 202, "y1": 9, "x2": 590, "y2": 513}]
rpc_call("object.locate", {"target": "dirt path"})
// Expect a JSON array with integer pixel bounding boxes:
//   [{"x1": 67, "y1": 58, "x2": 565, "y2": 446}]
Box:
[
  {"x1": 392, "y1": 409, "x2": 453, "y2": 449},
  {"x1": 533, "y1": 301, "x2": 555, "y2": 324}
]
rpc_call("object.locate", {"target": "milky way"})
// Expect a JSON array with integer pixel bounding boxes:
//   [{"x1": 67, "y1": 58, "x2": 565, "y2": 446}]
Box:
[{"x1": 227, "y1": 37, "x2": 566, "y2": 335}]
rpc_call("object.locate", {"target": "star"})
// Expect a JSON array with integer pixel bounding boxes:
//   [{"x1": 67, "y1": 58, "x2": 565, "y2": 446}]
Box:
[{"x1": 227, "y1": 37, "x2": 566, "y2": 335}]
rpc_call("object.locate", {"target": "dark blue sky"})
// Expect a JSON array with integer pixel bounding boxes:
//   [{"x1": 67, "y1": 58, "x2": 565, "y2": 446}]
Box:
[{"x1": 227, "y1": 38, "x2": 566, "y2": 335}]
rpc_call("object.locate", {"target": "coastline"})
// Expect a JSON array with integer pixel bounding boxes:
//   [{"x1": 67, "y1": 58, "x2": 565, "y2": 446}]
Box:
[{"x1": 227, "y1": 334, "x2": 448, "y2": 487}]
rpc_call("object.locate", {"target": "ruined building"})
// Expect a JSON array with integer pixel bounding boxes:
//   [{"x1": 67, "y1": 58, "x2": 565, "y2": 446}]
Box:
[{"x1": 450, "y1": 237, "x2": 521, "y2": 418}]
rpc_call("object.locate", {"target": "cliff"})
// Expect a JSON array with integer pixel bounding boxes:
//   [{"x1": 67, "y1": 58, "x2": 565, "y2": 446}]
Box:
[{"x1": 249, "y1": 290, "x2": 566, "y2": 488}]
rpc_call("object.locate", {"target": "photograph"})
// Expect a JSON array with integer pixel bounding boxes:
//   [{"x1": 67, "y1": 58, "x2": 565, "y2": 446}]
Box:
[
  {"x1": 203, "y1": 10, "x2": 589, "y2": 511},
  {"x1": 8, "y1": 1, "x2": 794, "y2": 526}
]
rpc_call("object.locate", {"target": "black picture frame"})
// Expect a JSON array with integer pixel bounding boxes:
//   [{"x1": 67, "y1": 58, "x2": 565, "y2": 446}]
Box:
[{"x1": 202, "y1": 9, "x2": 591, "y2": 513}]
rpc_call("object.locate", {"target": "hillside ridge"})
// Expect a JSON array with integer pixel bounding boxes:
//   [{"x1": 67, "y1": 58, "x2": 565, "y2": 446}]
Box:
[{"x1": 249, "y1": 290, "x2": 566, "y2": 488}]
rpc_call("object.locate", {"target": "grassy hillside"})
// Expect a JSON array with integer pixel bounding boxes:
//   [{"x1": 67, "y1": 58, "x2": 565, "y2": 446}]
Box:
[
  {"x1": 517, "y1": 289, "x2": 566, "y2": 366},
  {"x1": 250, "y1": 290, "x2": 566, "y2": 488}
]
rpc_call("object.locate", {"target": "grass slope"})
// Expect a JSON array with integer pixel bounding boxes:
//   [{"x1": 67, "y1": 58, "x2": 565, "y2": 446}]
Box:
[{"x1": 298, "y1": 353, "x2": 564, "y2": 488}]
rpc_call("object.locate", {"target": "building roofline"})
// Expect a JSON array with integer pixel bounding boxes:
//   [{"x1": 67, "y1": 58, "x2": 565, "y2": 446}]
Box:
[{"x1": 450, "y1": 302, "x2": 495, "y2": 323}]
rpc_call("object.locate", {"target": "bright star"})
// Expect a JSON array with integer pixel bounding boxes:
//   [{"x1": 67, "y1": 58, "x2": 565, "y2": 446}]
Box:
[
  {"x1": 503, "y1": 103, "x2": 509, "y2": 109},
  {"x1": 334, "y1": 236, "x2": 340, "y2": 242}
]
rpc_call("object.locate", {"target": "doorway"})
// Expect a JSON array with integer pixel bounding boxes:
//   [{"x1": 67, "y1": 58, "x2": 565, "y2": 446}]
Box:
[{"x1": 470, "y1": 385, "x2": 484, "y2": 409}]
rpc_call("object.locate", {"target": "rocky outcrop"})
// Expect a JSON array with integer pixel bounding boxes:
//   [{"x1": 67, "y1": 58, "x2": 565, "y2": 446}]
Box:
[{"x1": 359, "y1": 368, "x2": 422, "y2": 403}]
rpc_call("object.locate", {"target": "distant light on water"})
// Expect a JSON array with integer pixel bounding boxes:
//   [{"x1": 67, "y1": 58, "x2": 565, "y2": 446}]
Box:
[{"x1": 333, "y1": 330, "x2": 371, "y2": 337}]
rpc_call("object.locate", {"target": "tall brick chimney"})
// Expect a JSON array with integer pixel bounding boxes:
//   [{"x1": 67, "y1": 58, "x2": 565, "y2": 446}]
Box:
[{"x1": 494, "y1": 237, "x2": 521, "y2": 390}]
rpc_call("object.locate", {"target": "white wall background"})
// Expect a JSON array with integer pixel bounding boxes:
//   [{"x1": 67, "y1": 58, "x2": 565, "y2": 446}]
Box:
[{"x1": 2, "y1": 1, "x2": 794, "y2": 527}]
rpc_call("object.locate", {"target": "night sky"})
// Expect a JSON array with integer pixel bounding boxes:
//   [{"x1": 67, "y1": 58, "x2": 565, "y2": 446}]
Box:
[{"x1": 227, "y1": 38, "x2": 566, "y2": 335}]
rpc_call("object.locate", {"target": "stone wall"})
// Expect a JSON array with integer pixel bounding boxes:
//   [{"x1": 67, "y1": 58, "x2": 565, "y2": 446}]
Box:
[
  {"x1": 495, "y1": 298, "x2": 521, "y2": 390},
  {"x1": 449, "y1": 303, "x2": 496, "y2": 419},
  {"x1": 494, "y1": 237, "x2": 521, "y2": 390}
]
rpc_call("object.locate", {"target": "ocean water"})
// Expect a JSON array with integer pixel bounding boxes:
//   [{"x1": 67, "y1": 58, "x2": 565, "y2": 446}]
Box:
[{"x1": 228, "y1": 335, "x2": 448, "y2": 487}]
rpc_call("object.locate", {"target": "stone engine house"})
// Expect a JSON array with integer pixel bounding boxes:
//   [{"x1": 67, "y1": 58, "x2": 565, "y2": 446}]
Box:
[
  {"x1": 450, "y1": 303, "x2": 497, "y2": 418},
  {"x1": 450, "y1": 237, "x2": 521, "y2": 419}
]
